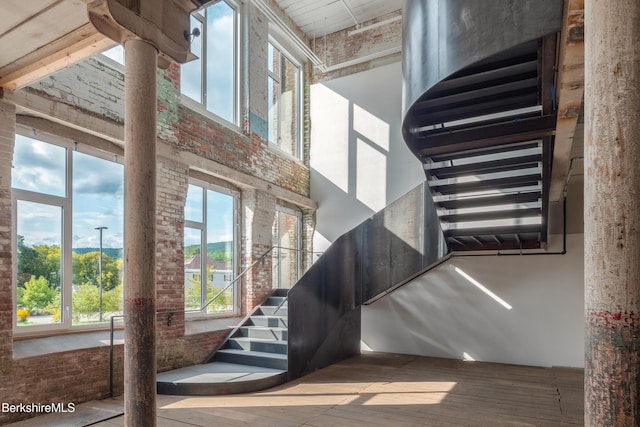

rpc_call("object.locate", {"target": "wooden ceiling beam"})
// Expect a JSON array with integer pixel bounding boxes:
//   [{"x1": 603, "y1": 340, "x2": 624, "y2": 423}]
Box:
[{"x1": 0, "y1": 23, "x2": 114, "y2": 91}]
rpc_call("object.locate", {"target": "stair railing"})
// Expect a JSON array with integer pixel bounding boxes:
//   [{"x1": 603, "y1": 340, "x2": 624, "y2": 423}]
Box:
[{"x1": 108, "y1": 245, "x2": 322, "y2": 397}]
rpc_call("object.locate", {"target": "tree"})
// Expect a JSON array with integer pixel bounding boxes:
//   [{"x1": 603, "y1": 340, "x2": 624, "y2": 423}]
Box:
[
  {"x1": 33, "y1": 244, "x2": 61, "y2": 290},
  {"x1": 72, "y1": 251, "x2": 121, "y2": 291},
  {"x1": 19, "y1": 276, "x2": 58, "y2": 314}
]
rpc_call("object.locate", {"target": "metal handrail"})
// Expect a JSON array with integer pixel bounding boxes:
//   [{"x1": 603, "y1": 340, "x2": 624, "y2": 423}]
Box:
[{"x1": 108, "y1": 245, "x2": 323, "y2": 397}]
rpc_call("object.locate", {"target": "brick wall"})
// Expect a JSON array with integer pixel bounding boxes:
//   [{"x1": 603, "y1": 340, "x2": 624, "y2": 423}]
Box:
[
  {"x1": 0, "y1": 1, "x2": 319, "y2": 423},
  {"x1": 311, "y1": 10, "x2": 402, "y2": 83},
  {"x1": 241, "y1": 189, "x2": 277, "y2": 313}
]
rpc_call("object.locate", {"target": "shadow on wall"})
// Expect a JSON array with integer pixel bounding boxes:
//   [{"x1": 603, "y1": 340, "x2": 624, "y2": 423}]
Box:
[
  {"x1": 362, "y1": 234, "x2": 585, "y2": 368},
  {"x1": 310, "y1": 62, "x2": 425, "y2": 251}
]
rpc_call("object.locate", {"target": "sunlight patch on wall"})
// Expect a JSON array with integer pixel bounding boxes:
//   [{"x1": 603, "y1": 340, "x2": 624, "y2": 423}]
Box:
[
  {"x1": 454, "y1": 266, "x2": 513, "y2": 310},
  {"x1": 353, "y1": 104, "x2": 390, "y2": 151},
  {"x1": 310, "y1": 84, "x2": 350, "y2": 192}
]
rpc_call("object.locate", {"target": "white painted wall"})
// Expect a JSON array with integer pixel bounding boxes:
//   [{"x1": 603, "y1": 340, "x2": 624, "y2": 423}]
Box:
[
  {"x1": 310, "y1": 62, "x2": 425, "y2": 252},
  {"x1": 362, "y1": 234, "x2": 585, "y2": 368}
]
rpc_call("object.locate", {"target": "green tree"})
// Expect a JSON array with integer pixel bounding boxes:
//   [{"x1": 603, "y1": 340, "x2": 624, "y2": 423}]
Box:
[
  {"x1": 16, "y1": 235, "x2": 44, "y2": 286},
  {"x1": 72, "y1": 251, "x2": 121, "y2": 291},
  {"x1": 33, "y1": 244, "x2": 61, "y2": 290},
  {"x1": 71, "y1": 283, "x2": 99, "y2": 321},
  {"x1": 19, "y1": 276, "x2": 58, "y2": 314}
]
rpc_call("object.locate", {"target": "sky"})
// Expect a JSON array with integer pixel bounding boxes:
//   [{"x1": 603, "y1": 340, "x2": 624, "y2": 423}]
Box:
[
  {"x1": 13, "y1": 135, "x2": 123, "y2": 249},
  {"x1": 13, "y1": 135, "x2": 233, "y2": 252},
  {"x1": 181, "y1": 1, "x2": 235, "y2": 123}
]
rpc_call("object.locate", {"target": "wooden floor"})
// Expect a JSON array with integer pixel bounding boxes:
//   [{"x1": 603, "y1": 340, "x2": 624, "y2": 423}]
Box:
[{"x1": 57, "y1": 353, "x2": 588, "y2": 426}]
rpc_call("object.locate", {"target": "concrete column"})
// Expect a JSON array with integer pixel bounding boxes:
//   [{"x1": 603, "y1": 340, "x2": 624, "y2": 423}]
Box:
[
  {"x1": 0, "y1": 101, "x2": 16, "y2": 363},
  {"x1": 123, "y1": 38, "x2": 158, "y2": 427},
  {"x1": 584, "y1": 1, "x2": 640, "y2": 425}
]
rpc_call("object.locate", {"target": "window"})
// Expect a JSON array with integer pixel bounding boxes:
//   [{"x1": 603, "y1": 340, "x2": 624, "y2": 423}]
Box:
[
  {"x1": 184, "y1": 182, "x2": 238, "y2": 314},
  {"x1": 181, "y1": 0, "x2": 239, "y2": 124},
  {"x1": 272, "y1": 206, "x2": 301, "y2": 289},
  {"x1": 12, "y1": 132, "x2": 124, "y2": 333},
  {"x1": 267, "y1": 41, "x2": 301, "y2": 158},
  {"x1": 100, "y1": 45, "x2": 124, "y2": 65}
]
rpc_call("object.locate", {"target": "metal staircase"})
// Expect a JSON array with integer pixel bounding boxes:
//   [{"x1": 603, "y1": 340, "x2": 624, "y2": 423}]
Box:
[
  {"x1": 404, "y1": 37, "x2": 557, "y2": 252},
  {"x1": 157, "y1": 289, "x2": 288, "y2": 395},
  {"x1": 211, "y1": 289, "x2": 288, "y2": 370}
]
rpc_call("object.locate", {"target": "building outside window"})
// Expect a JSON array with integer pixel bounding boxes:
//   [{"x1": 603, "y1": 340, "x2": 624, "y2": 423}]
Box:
[
  {"x1": 184, "y1": 181, "x2": 238, "y2": 314},
  {"x1": 12, "y1": 132, "x2": 124, "y2": 333},
  {"x1": 272, "y1": 206, "x2": 301, "y2": 289},
  {"x1": 267, "y1": 40, "x2": 302, "y2": 158},
  {"x1": 181, "y1": 0, "x2": 239, "y2": 124}
]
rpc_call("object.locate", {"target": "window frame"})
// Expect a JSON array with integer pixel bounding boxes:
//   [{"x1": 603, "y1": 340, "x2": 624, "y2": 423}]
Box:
[
  {"x1": 181, "y1": 0, "x2": 241, "y2": 127},
  {"x1": 272, "y1": 204, "x2": 302, "y2": 289},
  {"x1": 183, "y1": 178, "x2": 241, "y2": 318},
  {"x1": 12, "y1": 128, "x2": 125, "y2": 336},
  {"x1": 267, "y1": 37, "x2": 303, "y2": 159}
]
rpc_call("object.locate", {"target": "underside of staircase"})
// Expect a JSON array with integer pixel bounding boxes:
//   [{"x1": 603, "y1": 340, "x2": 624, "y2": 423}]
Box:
[{"x1": 157, "y1": 289, "x2": 288, "y2": 396}]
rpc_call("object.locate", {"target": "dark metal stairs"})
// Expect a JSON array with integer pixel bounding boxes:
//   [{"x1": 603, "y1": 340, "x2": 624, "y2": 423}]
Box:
[
  {"x1": 157, "y1": 289, "x2": 288, "y2": 395},
  {"x1": 403, "y1": 36, "x2": 557, "y2": 252}
]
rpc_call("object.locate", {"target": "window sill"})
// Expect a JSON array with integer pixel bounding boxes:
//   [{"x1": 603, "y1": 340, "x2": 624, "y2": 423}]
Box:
[
  {"x1": 12, "y1": 316, "x2": 243, "y2": 359},
  {"x1": 179, "y1": 96, "x2": 245, "y2": 138},
  {"x1": 13, "y1": 329, "x2": 124, "y2": 359},
  {"x1": 267, "y1": 143, "x2": 306, "y2": 166}
]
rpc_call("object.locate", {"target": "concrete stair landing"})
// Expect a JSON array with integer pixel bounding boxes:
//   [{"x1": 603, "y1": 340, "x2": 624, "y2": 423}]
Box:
[{"x1": 157, "y1": 289, "x2": 289, "y2": 396}]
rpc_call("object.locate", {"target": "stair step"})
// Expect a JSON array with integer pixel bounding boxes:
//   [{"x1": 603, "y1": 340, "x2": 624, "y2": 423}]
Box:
[
  {"x1": 215, "y1": 349, "x2": 287, "y2": 370},
  {"x1": 250, "y1": 315, "x2": 287, "y2": 328},
  {"x1": 270, "y1": 288, "x2": 289, "y2": 297},
  {"x1": 259, "y1": 306, "x2": 287, "y2": 316},
  {"x1": 238, "y1": 326, "x2": 288, "y2": 341},
  {"x1": 264, "y1": 296, "x2": 287, "y2": 306},
  {"x1": 228, "y1": 337, "x2": 287, "y2": 354}
]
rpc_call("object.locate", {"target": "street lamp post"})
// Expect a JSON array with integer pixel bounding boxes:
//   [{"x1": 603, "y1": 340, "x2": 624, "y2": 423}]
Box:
[{"x1": 95, "y1": 226, "x2": 108, "y2": 322}]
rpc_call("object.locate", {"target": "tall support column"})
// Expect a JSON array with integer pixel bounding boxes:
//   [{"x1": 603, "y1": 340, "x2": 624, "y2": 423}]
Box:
[
  {"x1": 123, "y1": 38, "x2": 158, "y2": 427},
  {"x1": 585, "y1": 1, "x2": 640, "y2": 425}
]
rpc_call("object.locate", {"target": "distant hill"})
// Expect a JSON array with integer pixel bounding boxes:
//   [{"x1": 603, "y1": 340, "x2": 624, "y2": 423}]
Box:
[
  {"x1": 184, "y1": 241, "x2": 232, "y2": 258},
  {"x1": 73, "y1": 248, "x2": 123, "y2": 259}
]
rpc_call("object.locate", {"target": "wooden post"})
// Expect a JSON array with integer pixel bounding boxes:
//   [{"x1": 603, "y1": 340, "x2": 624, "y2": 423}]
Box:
[
  {"x1": 123, "y1": 38, "x2": 158, "y2": 427},
  {"x1": 584, "y1": 1, "x2": 640, "y2": 425}
]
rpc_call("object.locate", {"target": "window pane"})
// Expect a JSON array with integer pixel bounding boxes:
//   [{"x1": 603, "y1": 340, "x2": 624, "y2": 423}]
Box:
[
  {"x1": 184, "y1": 227, "x2": 203, "y2": 310},
  {"x1": 205, "y1": 190, "x2": 234, "y2": 313},
  {"x1": 205, "y1": 1, "x2": 235, "y2": 122},
  {"x1": 12, "y1": 135, "x2": 66, "y2": 197},
  {"x1": 279, "y1": 56, "x2": 299, "y2": 156},
  {"x1": 185, "y1": 184, "x2": 204, "y2": 223},
  {"x1": 16, "y1": 201, "x2": 62, "y2": 326},
  {"x1": 272, "y1": 210, "x2": 300, "y2": 289},
  {"x1": 102, "y1": 45, "x2": 124, "y2": 65},
  {"x1": 268, "y1": 77, "x2": 279, "y2": 144},
  {"x1": 181, "y1": 15, "x2": 203, "y2": 103},
  {"x1": 268, "y1": 43, "x2": 280, "y2": 74},
  {"x1": 72, "y1": 152, "x2": 124, "y2": 324}
]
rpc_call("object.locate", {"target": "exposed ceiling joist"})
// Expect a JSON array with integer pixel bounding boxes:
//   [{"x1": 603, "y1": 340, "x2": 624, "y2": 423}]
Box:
[{"x1": 0, "y1": 23, "x2": 112, "y2": 91}]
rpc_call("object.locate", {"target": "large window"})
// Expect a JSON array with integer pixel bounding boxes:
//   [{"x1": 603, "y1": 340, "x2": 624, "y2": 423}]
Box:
[
  {"x1": 184, "y1": 182, "x2": 238, "y2": 314},
  {"x1": 181, "y1": 0, "x2": 239, "y2": 124},
  {"x1": 267, "y1": 41, "x2": 301, "y2": 158},
  {"x1": 272, "y1": 206, "x2": 301, "y2": 289},
  {"x1": 12, "y1": 132, "x2": 124, "y2": 332}
]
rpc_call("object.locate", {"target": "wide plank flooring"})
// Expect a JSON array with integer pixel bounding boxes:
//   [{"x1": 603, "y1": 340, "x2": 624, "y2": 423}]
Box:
[{"x1": 25, "y1": 352, "x2": 587, "y2": 426}]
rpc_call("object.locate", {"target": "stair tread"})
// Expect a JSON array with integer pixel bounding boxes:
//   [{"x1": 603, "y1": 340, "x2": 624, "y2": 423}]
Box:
[
  {"x1": 231, "y1": 337, "x2": 287, "y2": 344},
  {"x1": 217, "y1": 348, "x2": 287, "y2": 360},
  {"x1": 240, "y1": 325, "x2": 287, "y2": 331}
]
